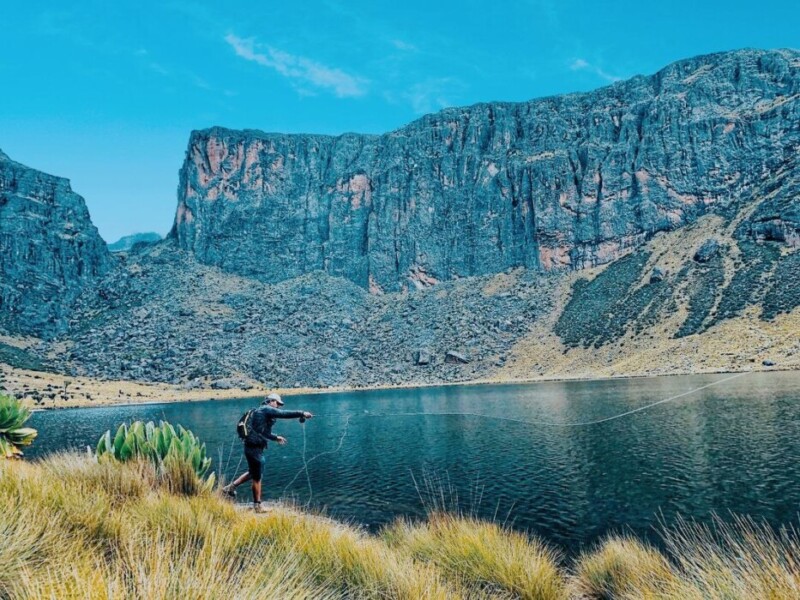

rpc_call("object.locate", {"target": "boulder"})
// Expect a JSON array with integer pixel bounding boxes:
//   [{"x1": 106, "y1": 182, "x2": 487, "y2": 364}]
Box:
[
  {"x1": 210, "y1": 377, "x2": 248, "y2": 390},
  {"x1": 445, "y1": 351, "x2": 469, "y2": 364},
  {"x1": 650, "y1": 267, "x2": 666, "y2": 283},
  {"x1": 694, "y1": 240, "x2": 720, "y2": 263},
  {"x1": 413, "y1": 349, "x2": 431, "y2": 366}
]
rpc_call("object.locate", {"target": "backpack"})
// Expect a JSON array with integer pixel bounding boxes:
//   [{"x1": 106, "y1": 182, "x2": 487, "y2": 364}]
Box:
[{"x1": 237, "y1": 409, "x2": 255, "y2": 439}]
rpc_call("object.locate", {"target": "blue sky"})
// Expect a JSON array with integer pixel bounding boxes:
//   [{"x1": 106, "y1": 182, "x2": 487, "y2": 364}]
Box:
[{"x1": 1, "y1": 1, "x2": 797, "y2": 242}]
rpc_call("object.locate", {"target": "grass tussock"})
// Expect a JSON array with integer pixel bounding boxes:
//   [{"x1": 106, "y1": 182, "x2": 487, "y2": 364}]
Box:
[
  {"x1": 572, "y1": 518, "x2": 800, "y2": 599},
  {"x1": 653, "y1": 516, "x2": 800, "y2": 599},
  {"x1": 572, "y1": 536, "x2": 677, "y2": 599},
  {"x1": 3, "y1": 454, "x2": 800, "y2": 599},
  {"x1": 384, "y1": 512, "x2": 567, "y2": 600}
]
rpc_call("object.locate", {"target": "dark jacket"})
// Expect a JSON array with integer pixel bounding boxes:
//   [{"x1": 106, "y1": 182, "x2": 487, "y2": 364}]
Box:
[{"x1": 245, "y1": 405, "x2": 305, "y2": 449}]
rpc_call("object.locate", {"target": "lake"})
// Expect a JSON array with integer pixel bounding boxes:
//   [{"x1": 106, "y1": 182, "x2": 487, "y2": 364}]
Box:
[{"x1": 27, "y1": 371, "x2": 800, "y2": 553}]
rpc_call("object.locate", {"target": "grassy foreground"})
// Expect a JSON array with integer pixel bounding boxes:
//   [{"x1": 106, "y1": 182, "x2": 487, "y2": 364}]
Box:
[{"x1": 2, "y1": 455, "x2": 800, "y2": 599}]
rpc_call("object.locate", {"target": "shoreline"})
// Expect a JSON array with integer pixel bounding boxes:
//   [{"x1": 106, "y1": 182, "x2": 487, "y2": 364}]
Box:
[{"x1": 10, "y1": 363, "x2": 796, "y2": 411}]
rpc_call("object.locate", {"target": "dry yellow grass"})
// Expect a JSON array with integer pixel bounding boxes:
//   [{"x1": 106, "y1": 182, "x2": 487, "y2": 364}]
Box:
[
  {"x1": 651, "y1": 516, "x2": 800, "y2": 599},
  {"x1": 2, "y1": 455, "x2": 800, "y2": 599},
  {"x1": 572, "y1": 536, "x2": 678, "y2": 599},
  {"x1": 0, "y1": 455, "x2": 484, "y2": 599},
  {"x1": 572, "y1": 519, "x2": 800, "y2": 600},
  {"x1": 482, "y1": 269, "x2": 524, "y2": 297},
  {"x1": 1, "y1": 365, "x2": 330, "y2": 409},
  {"x1": 384, "y1": 512, "x2": 567, "y2": 600},
  {"x1": 498, "y1": 214, "x2": 800, "y2": 382}
]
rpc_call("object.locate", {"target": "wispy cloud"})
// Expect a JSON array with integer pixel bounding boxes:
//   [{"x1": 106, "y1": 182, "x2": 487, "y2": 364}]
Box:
[
  {"x1": 225, "y1": 34, "x2": 368, "y2": 98},
  {"x1": 392, "y1": 77, "x2": 463, "y2": 115},
  {"x1": 390, "y1": 39, "x2": 418, "y2": 52},
  {"x1": 569, "y1": 58, "x2": 622, "y2": 83},
  {"x1": 148, "y1": 62, "x2": 170, "y2": 76},
  {"x1": 189, "y1": 73, "x2": 212, "y2": 90},
  {"x1": 38, "y1": 9, "x2": 96, "y2": 48},
  {"x1": 132, "y1": 47, "x2": 218, "y2": 94}
]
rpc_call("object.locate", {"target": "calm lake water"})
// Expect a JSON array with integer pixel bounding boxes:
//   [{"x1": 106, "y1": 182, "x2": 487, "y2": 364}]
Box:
[{"x1": 27, "y1": 371, "x2": 800, "y2": 552}]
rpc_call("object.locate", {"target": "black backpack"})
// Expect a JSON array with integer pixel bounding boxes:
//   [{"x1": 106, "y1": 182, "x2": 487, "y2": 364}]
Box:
[{"x1": 237, "y1": 409, "x2": 255, "y2": 439}]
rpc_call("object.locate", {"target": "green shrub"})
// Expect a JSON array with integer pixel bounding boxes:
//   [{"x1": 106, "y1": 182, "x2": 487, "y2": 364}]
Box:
[
  {"x1": 0, "y1": 393, "x2": 37, "y2": 459},
  {"x1": 96, "y1": 420, "x2": 214, "y2": 494}
]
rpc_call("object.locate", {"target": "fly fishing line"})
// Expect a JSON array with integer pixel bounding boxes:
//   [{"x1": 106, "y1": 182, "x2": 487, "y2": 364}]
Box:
[{"x1": 283, "y1": 371, "x2": 750, "y2": 503}]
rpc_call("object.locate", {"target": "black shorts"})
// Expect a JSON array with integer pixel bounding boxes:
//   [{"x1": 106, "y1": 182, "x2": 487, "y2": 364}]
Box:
[{"x1": 244, "y1": 445, "x2": 265, "y2": 482}]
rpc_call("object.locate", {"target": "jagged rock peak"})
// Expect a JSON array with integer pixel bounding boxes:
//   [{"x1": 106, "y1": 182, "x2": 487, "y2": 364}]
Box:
[
  {"x1": 173, "y1": 48, "x2": 799, "y2": 291},
  {"x1": 0, "y1": 150, "x2": 113, "y2": 336}
]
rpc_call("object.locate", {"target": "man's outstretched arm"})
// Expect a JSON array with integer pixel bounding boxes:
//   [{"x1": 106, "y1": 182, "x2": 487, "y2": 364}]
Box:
[{"x1": 261, "y1": 406, "x2": 312, "y2": 420}]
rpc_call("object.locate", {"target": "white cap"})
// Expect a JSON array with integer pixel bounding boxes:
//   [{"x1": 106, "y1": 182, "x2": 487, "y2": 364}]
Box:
[{"x1": 266, "y1": 392, "x2": 284, "y2": 406}]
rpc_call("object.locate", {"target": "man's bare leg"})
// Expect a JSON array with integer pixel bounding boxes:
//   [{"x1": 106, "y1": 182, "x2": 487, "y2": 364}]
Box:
[
  {"x1": 222, "y1": 471, "x2": 251, "y2": 498},
  {"x1": 252, "y1": 480, "x2": 262, "y2": 504},
  {"x1": 231, "y1": 472, "x2": 252, "y2": 487}
]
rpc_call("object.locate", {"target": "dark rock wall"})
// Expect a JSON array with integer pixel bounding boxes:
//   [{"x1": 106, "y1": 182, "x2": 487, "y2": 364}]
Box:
[
  {"x1": 173, "y1": 49, "x2": 799, "y2": 291},
  {"x1": 0, "y1": 152, "x2": 113, "y2": 336}
]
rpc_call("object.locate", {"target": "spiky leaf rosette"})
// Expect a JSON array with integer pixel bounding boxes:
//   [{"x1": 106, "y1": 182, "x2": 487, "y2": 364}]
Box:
[
  {"x1": 0, "y1": 394, "x2": 38, "y2": 459},
  {"x1": 95, "y1": 419, "x2": 214, "y2": 492}
]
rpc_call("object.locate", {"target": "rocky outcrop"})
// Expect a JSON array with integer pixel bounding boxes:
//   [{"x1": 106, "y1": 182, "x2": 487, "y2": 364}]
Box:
[
  {"x1": 0, "y1": 151, "x2": 113, "y2": 336},
  {"x1": 173, "y1": 49, "x2": 799, "y2": 291},
  {"x1": 744, "y1": 162, "x2": 800, "y2": 247},
  {"x1": 694, "y1": 239, "x2": 721, "y2": 263}
]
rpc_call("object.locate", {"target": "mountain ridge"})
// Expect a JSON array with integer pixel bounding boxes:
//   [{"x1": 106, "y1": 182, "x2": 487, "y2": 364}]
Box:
[
  {"x1": 107, "y1": 232, "x2": 163, "y2": 253},
  {"x1": 0, "y1": 48, "x2": 798, "y2": 402},
  {"x1": 172, "y1": 48, "x2": 799, "y2": 293},
  {"x1": 190, "y1": 47, "x2": 799, "y2": 140}
]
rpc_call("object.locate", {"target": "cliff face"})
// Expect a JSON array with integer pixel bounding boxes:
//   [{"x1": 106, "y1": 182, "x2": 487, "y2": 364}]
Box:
[
  {"x1": 3, "y1": 48, "x2": 800, "y2": 395},
  {"x1": 0, "y1": 151, "x2": 113, "y2": 336},
  {"x1": 173, "y1": 49, "x2": 799, "y2": 291}
]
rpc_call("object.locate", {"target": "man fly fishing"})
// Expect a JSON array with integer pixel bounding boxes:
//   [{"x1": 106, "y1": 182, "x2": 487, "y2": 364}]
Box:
[{"x1": 223, "y1": 392, "x2": 313, "y2": 512}]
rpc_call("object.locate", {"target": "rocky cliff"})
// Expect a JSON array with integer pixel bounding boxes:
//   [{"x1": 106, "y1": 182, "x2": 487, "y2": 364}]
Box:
[
  {"x1": 0, "y1": 151, "x2": 113, "y2": 336},
  {"x1": 2, "y1": 49, "x2": 800, "y2": 403},
  {"x1": 173, "y1": 49, "x2": 799, "y2": 292}
]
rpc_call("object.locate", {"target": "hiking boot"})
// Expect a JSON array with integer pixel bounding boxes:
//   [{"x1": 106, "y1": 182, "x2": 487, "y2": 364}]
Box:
[
  {"x1": 221, "y1": 484, "x2": 236, "y2": 499},
  {"x1": 253, "y1": 502, "x2": 270, "y2": 514}
]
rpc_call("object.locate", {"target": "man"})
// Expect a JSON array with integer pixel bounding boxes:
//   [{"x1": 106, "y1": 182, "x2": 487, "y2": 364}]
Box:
[{"x1": 223, "y1": 392, "x2": 313, "y2": 512}]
